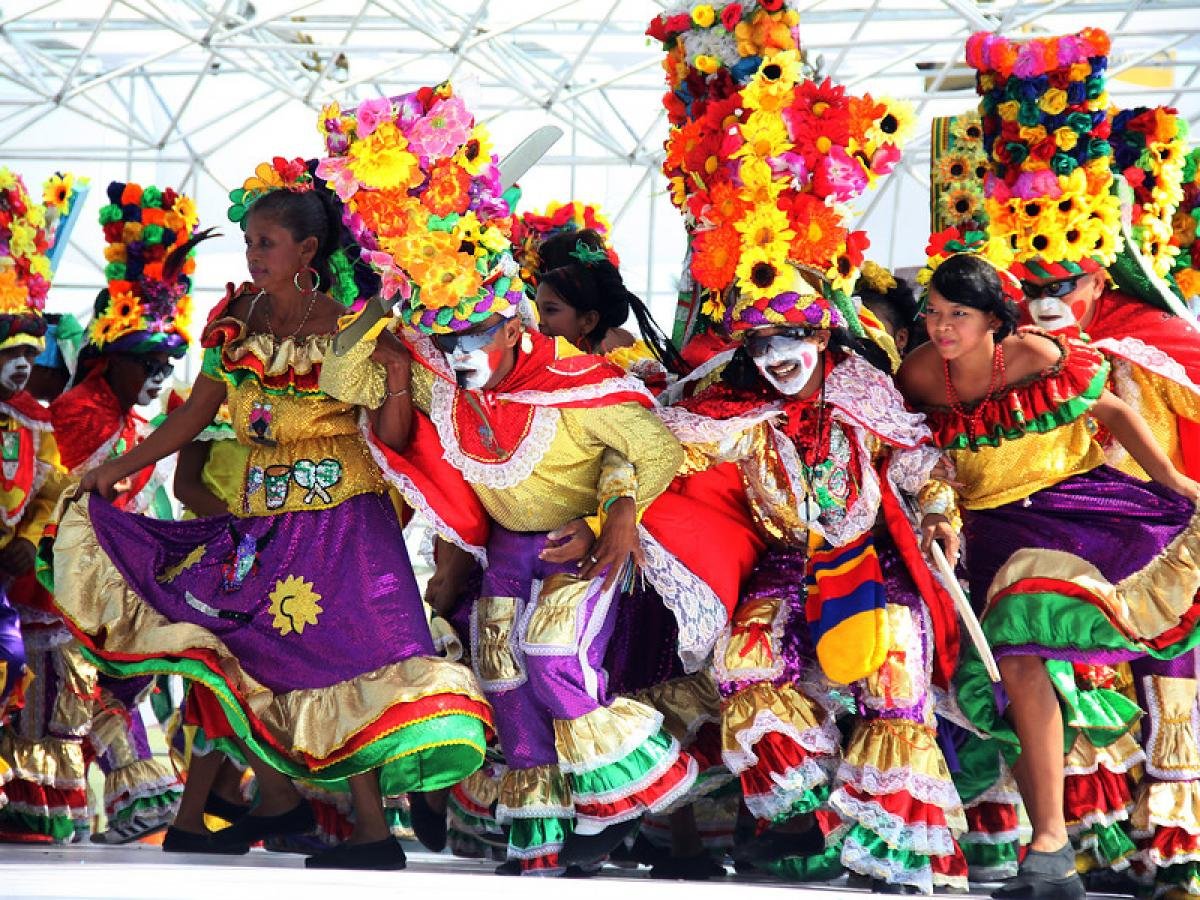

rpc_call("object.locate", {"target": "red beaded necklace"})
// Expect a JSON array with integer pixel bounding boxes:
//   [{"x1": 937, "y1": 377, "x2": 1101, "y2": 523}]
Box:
[{"x1": 943, "y1": 340, "x2": 1006, "y2": 447}]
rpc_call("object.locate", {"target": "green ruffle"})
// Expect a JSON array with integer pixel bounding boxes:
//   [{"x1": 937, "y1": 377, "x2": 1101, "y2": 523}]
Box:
[
  {"x1": 939, "y1": 360, "x2": 1108, "y2": 451},
  {"x1": 107, "y1": 789, "x2": 182, "y2": 824},
  {"x1": 508, "y1": 815, "x2": 571, "y2": 856},
  {"x1": 951, "y1": 732, "x2": 1006, "y2": 807},
  {"x1": 763, "y1": 835, "x2": 845, "y2": 882},
  {"x1": 1078, "y1": 819, "x2": 1136, "y2": 870},
  {"x1": 839, "y1": 826, "x2": 935, "y2": 879},
  {"x1": 960, "y1": 839, "x2": 1018, "y2": 875},
  {"x1": 0, "y1": 808, "x2": 78, "y2": 843},
  {"x1": 768, "y1": 780, "x2": 831, "y2": 825},
  {"x1": 566, "y1": 727, "x2": 678, "y2": 798},
  {"x1": 80, "y1": 649, "x2": 487, "y2": 792}
]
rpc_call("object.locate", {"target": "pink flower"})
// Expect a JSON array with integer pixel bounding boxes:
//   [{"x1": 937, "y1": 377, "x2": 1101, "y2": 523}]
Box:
[
  {"x1": 394, "y1": 92, "x2": 425, "y2": 129},
  {"x1": 870, "y1": 143, "x2": 901, "y2": 176},
  {"x1": 1010, "y1": 169, "x2": 1062, "y2": 200},
  {"x1": 315, "y1": 157, "x2": 359, "y2": 202},
  {"x1": 812, "y1": 146, "x2": 867, "y2": 202},
  {"x1": 407, "y1": 97, "x2": 473, "y2": 160},
  {"x1": 769, "y1": 151, "x2": 810, "y2": 183},
  {"x1": 354, "y1": 96, "x2": 394, "y2": 138}
]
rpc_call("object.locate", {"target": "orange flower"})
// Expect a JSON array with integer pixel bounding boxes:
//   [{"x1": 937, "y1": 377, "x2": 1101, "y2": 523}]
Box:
[
  {"x1": 784, "y1": 193, "x2": 845, "y2": 269},
  {"x1": 691, "y1": 224, "x2": 740, "y2": 290},
  {"x1": 421, "y1": 159, "x2": 471, "y2": 217}
]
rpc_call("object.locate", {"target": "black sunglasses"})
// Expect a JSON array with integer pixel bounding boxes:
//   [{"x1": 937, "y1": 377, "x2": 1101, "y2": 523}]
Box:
[
  {"x1": 1021, "y1": 275, "x2": 1084, "y2": 301},
  {"x1": 128, "y1": 356, "x2": 174, "y2": 380},
  {"x1": 744, "y1": 327, "x2": 814, "y2": 358},
  {"x1": 431, "y1": 318, "x2": 507, "y2": 354}
]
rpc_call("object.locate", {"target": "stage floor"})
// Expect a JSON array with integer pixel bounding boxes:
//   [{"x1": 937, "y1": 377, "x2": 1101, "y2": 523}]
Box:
[{"x1": 0, "y1": 842, "x2": 1128, "y2": 900}]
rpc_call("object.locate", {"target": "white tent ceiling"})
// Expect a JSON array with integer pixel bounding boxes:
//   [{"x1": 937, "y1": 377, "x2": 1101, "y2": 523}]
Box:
[{"x1": 3, "y1": 0, "x2": 1200, "y2": 330}]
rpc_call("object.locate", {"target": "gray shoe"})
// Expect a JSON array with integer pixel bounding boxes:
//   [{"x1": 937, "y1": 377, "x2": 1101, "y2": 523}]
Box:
[{"x1": 991, "y1": 844, "x2": 1085, "y2": 899}]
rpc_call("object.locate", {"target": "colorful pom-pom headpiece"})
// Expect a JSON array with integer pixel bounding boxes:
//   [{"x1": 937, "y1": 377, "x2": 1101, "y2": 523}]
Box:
[
  {"x1": 88, "y1": 181, "x2": 202, "y2": 357},
  {"x1": 1170, "y1": 147, "x2": 1200, "y2": 304},
  {"x1": 511, "y1": 201, "x2": 616, "y2": 285},
  {"x1": 918, "y1": 226, "x2": 1023, "y2": 306},
  {"x1": 0, "y1": 168, "x2": 58, "y2": 353},
  {"x1": 968, "y1": 28, "x2": 1123, "y2": 282},
  {"x1": 653, "y1": 2, "x2": 912, "y2": 336},
  {"x1": 316, "y1": 83, "x2": 525, "y2": 334}
]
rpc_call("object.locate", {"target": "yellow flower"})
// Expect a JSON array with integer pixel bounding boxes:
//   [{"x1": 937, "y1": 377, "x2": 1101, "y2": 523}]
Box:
[
  {"x1": 1054, "y1": 127, "x2": 1079, "y2": 151},
  {"x1": 27, "y1": 255, "x2": 50, "y2": 279},
  {"x1": 997, "y1": 101, "x2": 1020, "y2": 123},
  {"x1": 937, "y1": 152, "x2": 973, "y2": 184},
  {"x1": 1018, "y1": 125, "x2": 1047, "y2": 145},
  {"x1": 42, "y1": 172, "x2": 74, "y2": 211},
  {"x1": 735, "y1": 203, "x2": 794, "y2": 254},
  {"x1": 104, "y1": 244, "x2": 127, "y2": 263},
  {"x1": 1176, "y1": 268, "x2": 1200, "y2": 300},
  {"x1": 738, "y1": 157, "x2": 775, "y2": 191},
  {"x1": 348, "y1": 120, "x2": 420, "y2": 190},
  {"x1": 735, "y1": 244, "x2": 790, "y2": 301},
  {"x1": 950, "y1": 113, "x2": 984, "y2": 146},
  {"x1": 691, "y1": 4, "x2": 715, "y2": 27},
  {"x1": 758, "y1": 49, "x2": 802, "y2": 86},
  {"x1": 174, "y1": 195, "x2": 199, "y2": 231},
  {"x1": 269, "y1": 575, "x2": 324, "y2": 637},
  {"x1": 737, "y1": 112, "x2": 791, "y2": 159},
  {"x1": 694, "y1": 54, "x2": 721, "y2": 75},
  {"x1": 453, "y1": 127, "x2": 494, "y2": 177},
  {"x1": 1086, "y1": 92, "x2": 1108, "y2": 112},
  {"x1": 1068, "y1": 62, "x2": 1091, "y2": 80},
  {"x1": 319, "y1": 101, "x2": 342, "y2": 135},
  {"x1": 867, "y1": 97, "x2": 915, "y2": 147},
  {"x1": 742, "y1": 76, "x2": 790, "y2": 114},
  {"x1": 1039, "y1": 89, "x2": 1068, "y2": 116},
  {"x1": 7, "y1": 222, "x2": 35, "y2": 258}
]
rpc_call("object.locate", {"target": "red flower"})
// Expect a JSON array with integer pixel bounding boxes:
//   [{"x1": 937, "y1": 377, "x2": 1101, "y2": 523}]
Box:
[
  {"x1": 721, "y1": 3, "x2": 743, "y2": 31},
  {"x1": 646, "y1": 15, "x2": 669, "y2": 42},
  {"x1": 1030, "y1": 138, "x2": 1057, "y2": 164},
  {"x1": 666, "y1": 13, "x2": 692, "y2": 33},
  {"x1": 103, "y1": 221, "x2": 125, "y2": 243},
  {"x1": 1123, "y1": 166, "x2": 1146, "y2": 189},
  {"x1": 760, "y1": 0, "x2": 784, "y2": 10}
]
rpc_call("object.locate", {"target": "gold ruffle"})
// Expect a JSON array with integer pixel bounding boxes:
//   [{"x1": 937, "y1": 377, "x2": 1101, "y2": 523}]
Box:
[
  {"x1": 1064, "y1": 730, "x2": 1144, "y2": 776},
  {"x1": 985, "y1": 505, "x2": 1200, "y2": 641},
  {"x1": 474, "y1": 595, "x2": 523, "y2": 686},
  {"x1": 0, "y1": 731, "x2": 86, "y2": 787},
  {"x1": 221, "y1": 327, "x2": 332, "y2": 380},
  {"x1": 459, "y1": 766, "x2": 501, "y2": 808},
  {"x1": 842, "y1": 718, "x2": 953, "y2": 784},
  {"x1": 103, "y1": 757, "x2": 180, "y2": 803},
  {"x1": 52, "y1": 495, "x2": 490, "y2": 764},
  {"x1": 498, "y1": 763, "x2": 572, "y2": 816},
  {"x1": 721, "y1": 681, "x2": 827, "y2": 758},
  {"x1": 1131, "y1": 779, "x2": 1200, "y2": 835},
  {"x1": 525, "y1": 573, "x2": 588, "y2": 650},
  {"x1": 552, "y1": 697, "x2": 661, "y2": 772},
  {"x1": 1145, "y1": 675, "x2": 1200, "y2": 775},
  {"x1": 634, "y1": 671, "x2": 721, "y2": 744}
]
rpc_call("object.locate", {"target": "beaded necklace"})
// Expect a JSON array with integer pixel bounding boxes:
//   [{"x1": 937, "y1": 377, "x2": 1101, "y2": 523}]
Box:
[{"x1": 943, "y1": 341, "x2": 1006, "y2": 448}]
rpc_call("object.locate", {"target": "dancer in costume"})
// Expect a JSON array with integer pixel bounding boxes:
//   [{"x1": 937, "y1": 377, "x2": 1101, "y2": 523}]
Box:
[
  {"x1": 51, "y1": 165, "x2": 491, "y2": 871},
  {"x1": 897, "y1": 250, "x2": 1200, "y2": 900},
  {"x1": 317, "y1": 84, "x2": 702, "y2": 876},
  {"x1": 0, "y1": 168, "x2": 73, "y2": 835},
  {"x1": 965, "y1": 30, "x2": 1200, "y2": 894},
  {"x1": 855, "y1": 262, "x2": 925, "y2": 357}
]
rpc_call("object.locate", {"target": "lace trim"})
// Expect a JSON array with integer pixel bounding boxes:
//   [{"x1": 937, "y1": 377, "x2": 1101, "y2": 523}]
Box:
[
  {"x1": 1093, "y1": 336, "x2": 1200, "y2": 394},
  {"x1": 357, "y1": 411, "x2": 486, "y2": 563},
  {"x1": 574, "y1": 755, "x2": 699, "y2": 834},
  {"x1": 840, "y1": 832, "x2": 934, "y2": 895},
  {"x1": 428, "y1": 373, "x2": 561, "y2": 490},
  {"x1": 1136, "y1": 845, "x2": 1200, "y2": 871},
  {"x1": 556, "y1": 706, "x2": 665, "y2": 775},
  {"x1": 959, "y1": 828, "x2": 1021, "y2": 845},
  {"x1": 3, "y1": 799, "x2": 91, "y2": 820},
  {"x1": 1063, "y1": 747, "x2": 1146, "y2": 777},
  {"x1": 656, "y1": 403, "x2": 781, "y2": 446},
  {"x1": 638, "y1": 526, "x2": 727, "y2": 673},
  {"x1": 830, "y1": 789, "x2": 961, "y2": 856},
  {"x1": 570, "y1": 740, "x2": 682, "y2": 805},
  {"x1": 103, "y1": 773, "x2": 183, "y2": 813},
  {"x1": 741, "y1": 756, "x2": 829, "y2": 823},
  {"x1": 835, "y1": 761, "x2": 964, "y2": 812},
  {"x1": 1068, "y1": 806, "x2": 1132, "y2": 836},
  {"x1": 124, "y1": 461, "x2": 172, "y2": 517},
  {"x1": 1105, "y1": 358, "x2": 1140, "y2": 469},
  {"x1": 499, "y1": 374, "x2": 654, "y2": 408},
  {"x1": 825, "y1": 353, "x2": 932, "y2": 451},
  {"x1": 494, "y1": 803, "x2": 573, "y2": 824},
  {"x1": 723, "y1": 707, "x2": 841, "y2": 774}
]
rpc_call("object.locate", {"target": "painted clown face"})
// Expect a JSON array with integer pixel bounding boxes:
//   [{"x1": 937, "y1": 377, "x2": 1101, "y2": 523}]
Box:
[
  {"x1": 1020, "y1": 272, "x2": 1103, "y2": 333},
  {"x1": 0, "y1": 347, "x2": 37, "y2": 396},
  {"x1": 744, "y1": 328, "x2": 826, "y2": 397},
  {"x1": 432, "y1": 317, "x2": 511, "y2": 392}
]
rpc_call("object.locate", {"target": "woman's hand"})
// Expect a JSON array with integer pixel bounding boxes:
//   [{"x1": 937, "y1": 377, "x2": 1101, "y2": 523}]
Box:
[
  {"x1": 80, "y1": 461, "x2": 126, "y2": 500},
  {"x1": 539, "y1": 518, "x2": 595, "y2": 567},
  {"x1": 371, "y1": 327, "x2": 411, "y2": 383},
  {"x1": 584, "y1": 497, "x2": 643, "y2": 590},
  {"x1": 920, "y1": 512, "x2": 960, "y2": 569}
]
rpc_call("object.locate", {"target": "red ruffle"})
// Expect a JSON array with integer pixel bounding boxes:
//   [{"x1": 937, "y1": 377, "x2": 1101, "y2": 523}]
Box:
[
  {"x1": 1064, "y1": 766, "x2": 1133, "y2": 826},
  {"x1": 740, "y1": 731, "x2": 819, "y2": 804},
  {"x1": 840, "y1": 784, "x2": 954, "y2": 832},
  {"x1": 923, "y1": 330, "x2": 1108, "y2": 448},
  {"x1": 572, "y1": 751, "x2": 695, "y2": 824},
  {"x1": 1143, "y1": 824, "x2": 1200, "y2": 865},
  {"x1": 2, "y1": 390, "x2": 51, "y2": 425},
  {"x1": 965, "y1": 801, "x2": 1019, "y2": 838}
]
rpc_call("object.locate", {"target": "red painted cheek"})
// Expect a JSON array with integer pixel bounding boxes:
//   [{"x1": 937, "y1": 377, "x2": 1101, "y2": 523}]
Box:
[
  {"x1": 1069, "y1": 298, "x2": 1091, "y2": 321},
  {"x1": 485, "y1": 345, "x2": 507, "y2": 371}
]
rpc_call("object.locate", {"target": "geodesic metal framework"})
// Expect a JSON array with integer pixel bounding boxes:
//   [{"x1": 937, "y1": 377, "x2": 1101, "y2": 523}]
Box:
[{"x1": 2, "y1": 0, "x2": 1199, "y2": 321}]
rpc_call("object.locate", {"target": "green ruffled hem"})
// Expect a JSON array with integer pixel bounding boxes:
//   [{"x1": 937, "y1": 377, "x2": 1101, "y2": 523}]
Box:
[
  {"x1": 107, "y1": 790, "x2": 183, "y2": 824},
  {"x1": 81, "y1": 649, "x2": 488, "y2": 792},
  {"x1": 951, "y1": 732, "x2": 1006, "y2": 807},
  {"x1": 567, "y1": 727, "x2": 678, "y2": 797},
  {"x1": 958, "y1": 648, "x2": 1147, "y2": 763},
  {"x1": 1156, "y1": 861, "x2": 1200, "y2": 896},
  {"x1": 961, "y1": 839, "x2": 1018, "y2": 872},
  {"x1": 449, "y1": 805, "x2": 499, "y2": 834},
  {"x1": 509, "y1": 815, "x2": 571, "y2": 856},
  {"x1": 768, "y1": 781, "x2": 831, "y2": 826},
  {"x1": 940, "y1": 361, "x2": 1108, "y2": 451},
  {"x1": 840, "y1": 823, "x2": 938, "y2": 875},
  {"x1": 1078, "y1": 820, "x2": 1136, "y2": 869},
  {"x1": 0, "y1": 809, "x2": 78, "y2": 843},
  {"x1": 385, "y1": 805, "x2": 412, "y2": 835},
  {"x1": 763, "y1": 837, "x2": 845, "y2": 882}
]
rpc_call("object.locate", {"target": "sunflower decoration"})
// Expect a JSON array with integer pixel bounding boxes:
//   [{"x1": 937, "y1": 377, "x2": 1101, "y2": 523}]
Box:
[
  {"x1": 89, "y1": 181, "x2": 202, "y2": 356},
  {"x1": 968, "y1": 28, "x2": 1128, "y2": 281},
  {"x1": 939, "y1": 187, "x2": 984, "y2": 224},
  {"x1": 318, "y1": 83, "x2": 525, "y2": 334},
  {"x1": 1168, "y1": 148, "x2": 1200, "y2": 302}
]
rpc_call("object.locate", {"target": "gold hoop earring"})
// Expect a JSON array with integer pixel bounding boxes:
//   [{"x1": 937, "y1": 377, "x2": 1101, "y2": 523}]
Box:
[{"x1": 293, "y1": 266, "x2": 319, "y2": 294}]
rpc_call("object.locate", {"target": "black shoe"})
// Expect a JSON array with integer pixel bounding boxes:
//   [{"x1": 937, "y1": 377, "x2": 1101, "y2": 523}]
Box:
[
  {"x1": 1081, "y1": 867, "x2": 1139, "y2": 896},
  {"x1": 408, "y1": 791, "x2": 448, "y2": 853},
  {"x1": 991, "y1": 844, "x2": 1085, "y2": 899},
  {"x1": 494, "y1": 859, "x2": 523, "y2": 876},
  {"x1": 210, "y1": 802, "x2": 315, "y2": 848},
  {"x1": 650, "y1": 851, "x2": 724, "y2": 881},
  {"x1": 162, "y1": 826, "x2": 249, "y2": 855},
  {"x1": 558, "y1": 818, "x2": 641, "y2": 868},
  {"x1": 304, "y1": 837, "x2": 407, "y2": 871},
  {"x1": 203, "y1": 793, "x2": 250, "y2": 823},
  {"x1": 871, "y1": 879, "x2": 921, "y2": 895},
  {"x1": 730, "y1": 825, "x2": 825, "y2": 864},
  {"x1": 561, "y1": 865, "x2": 599, "y2": 878}
]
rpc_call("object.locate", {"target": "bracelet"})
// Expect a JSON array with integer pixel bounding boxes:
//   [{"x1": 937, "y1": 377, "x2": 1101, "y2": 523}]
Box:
[
  {"x1": 602, "y1": 495, "x2": 632, "y2": 512},
  {"x1": 384, "y1": 387, "x2": 409, "y2": 399}
]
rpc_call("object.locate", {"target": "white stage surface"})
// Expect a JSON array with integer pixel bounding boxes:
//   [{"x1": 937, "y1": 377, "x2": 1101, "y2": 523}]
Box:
[{"x1": 0, "y1": 842, "x2": 1131, "y2": 900}]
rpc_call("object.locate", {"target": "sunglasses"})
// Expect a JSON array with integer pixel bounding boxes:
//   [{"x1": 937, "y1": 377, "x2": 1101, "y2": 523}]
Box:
[
  {"x1": 128, "y1": 356, "x2": 174, "y2": 380},
  {"x1": 744, "y1": 327, "x2": 814, "y2": 359},
  {"x1": 431, "y1": 318, "x2": 507, "y2": 354},
  {"x1": 1020, "y1": 275, "x2": 1084, "y2": 301}
]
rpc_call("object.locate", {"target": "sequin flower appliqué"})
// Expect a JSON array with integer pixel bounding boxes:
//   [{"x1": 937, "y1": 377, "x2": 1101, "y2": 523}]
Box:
[{"x1": 268, "y1": 575, "x2": 323, "y2": 636}]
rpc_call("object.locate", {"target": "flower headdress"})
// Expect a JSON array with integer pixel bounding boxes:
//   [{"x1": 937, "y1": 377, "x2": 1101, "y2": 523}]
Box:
[
  {"x1": 968, "y1": 28, "x2": 1122, "y2": 282},
  {"x1": 918, "y1": 226, "x2": 1022, "y2": 305},
  {"x1": 930, "y1": 111, "x2": 989, "y2": 233},
  {"x1": 511, "y1": 200, "x2": 616, "y2": 284},
  {"x1": 317, "y1": 84, "x2": 525, "y2": 334},
  {"x1": 227, "y1": 156, "x2": 313, "y2": 224},
  {"x1": 1170, "y1": 147, "x2": 1200, "y2": 303},
  {"x1": 858, "y1": 260, "x2": 898, "y2": 295},
  {"x1": 88, "y1": 181, "x2": 202, "y2": 356}
]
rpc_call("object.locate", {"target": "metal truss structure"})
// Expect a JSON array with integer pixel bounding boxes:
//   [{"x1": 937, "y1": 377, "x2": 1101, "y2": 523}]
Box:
[{"x1": 2, "y1": 0, "x2": 1199, "y2": 324}]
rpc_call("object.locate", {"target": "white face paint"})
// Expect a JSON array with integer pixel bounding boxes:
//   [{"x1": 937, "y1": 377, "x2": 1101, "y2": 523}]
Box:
[
  {"x1": 136, "y1": 372, "x2": 167, "y2": 406},
  {"x1": 0, "y1": 356, "x2": 31, "y2": 394},
  {"x1": 446, "y1": 346, "x2": 497, "y2": 392},
  {"x1": 1027, "y1": 295, "x2": 1078, "y2": 331},
  {"x1": 751, "y1": 335, "x2": 821, "y2": 396}
]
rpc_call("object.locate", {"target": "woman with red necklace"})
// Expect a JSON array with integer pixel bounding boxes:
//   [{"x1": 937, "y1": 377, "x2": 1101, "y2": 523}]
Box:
[{"x1": 898, "y1": 251, "x2": 1200, "y2": 900}]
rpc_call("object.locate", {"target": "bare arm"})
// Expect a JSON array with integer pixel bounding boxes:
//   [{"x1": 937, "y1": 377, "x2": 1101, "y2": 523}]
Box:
[
  {"x1": 366, "y1": 328, "x2": 414, "y2": 454},
  {"x1": 173, "y1": 441, "x2": 229, "y2": 518},
  {"x1": 81, "y1": 376, "x2": 225, "y2": 497},
  {"x1": 1092, "y1": 389, "x2": 1200, "y2": 499}
]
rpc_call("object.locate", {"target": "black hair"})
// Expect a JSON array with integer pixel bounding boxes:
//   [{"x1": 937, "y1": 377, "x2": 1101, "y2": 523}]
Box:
[
  {"x1": 721, "y1": 326, "x2": 893, "y2": 392},
  {"x1": 857, "y1": 276, "x2": 927, "y2": 352},
  {"x1": 928, "y1": 253, "x2": 1019, "y2": 340},
  {"x1": 540, "y1": 253, "x2": 690, "y2": 376},
  {"x1": 537, "y1": 228, "x2": 606, "y2": 278},
  {"x1": 245, "y1": 189, "x2": 342, "y2": 293}
]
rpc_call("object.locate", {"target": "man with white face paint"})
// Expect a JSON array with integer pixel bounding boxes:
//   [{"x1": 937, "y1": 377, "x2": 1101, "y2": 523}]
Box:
[{"x1": 744, "y1": 327, "x2": 828, "y2": 397}]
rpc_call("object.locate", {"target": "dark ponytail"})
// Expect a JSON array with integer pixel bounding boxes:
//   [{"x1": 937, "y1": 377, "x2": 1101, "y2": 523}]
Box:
[{"x1": 245, "y1": 188, "x2": 341, "y2": 292}]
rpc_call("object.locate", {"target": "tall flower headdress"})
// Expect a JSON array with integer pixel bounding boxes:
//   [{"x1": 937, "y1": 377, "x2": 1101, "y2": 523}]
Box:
[
  {"x1": 317, "y1": 84, "x2": 524, "y2": 334},
  {"x1": 930, "y1": 111, "x2": 990, "y2": 234},
  {"x1": 88, "y1": 181, "x2": 202, "y2": 356},
  {"x1": 0, "y1": 167, "x2": 56, "y2": 352},
  {"x1": 968, "y1": 28, "x2": 1122, "y2": 282},
  {"x1": 1170, "y1": 148, "x2": 1200, "y2": 304}
]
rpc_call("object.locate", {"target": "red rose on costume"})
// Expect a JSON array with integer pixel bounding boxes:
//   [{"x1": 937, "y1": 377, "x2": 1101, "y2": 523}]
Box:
[
  {"x1": 760, "y1": 0, "x2": 785, "y2": 11},
  {"x1": 721, "y1": 3, "x2": 744, "y2": 31},
  {"x1": 646, "y1": 16, "x2": 669, "y2": 42}
]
